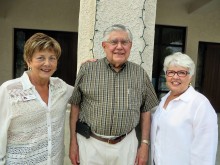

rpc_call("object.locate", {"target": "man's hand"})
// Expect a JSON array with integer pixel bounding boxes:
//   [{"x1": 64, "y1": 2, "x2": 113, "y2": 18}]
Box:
[
  {"x1": 69, "y1": 139, "x2": 80, "y2": 165},
  {"x1": 69, "y1": 104, "x2": 80, "y2": 164},
  {"x1": 135, "y1": 144, "x2": 149, "y2": 165},
  {"x1": 135, "y1": 111, "x2": 151, "y2": 165}
]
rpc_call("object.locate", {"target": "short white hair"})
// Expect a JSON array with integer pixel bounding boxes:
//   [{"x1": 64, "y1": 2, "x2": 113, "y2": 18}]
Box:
[
  {"x1": 103, "y1": 24, "x2": 133, "y2": 42},
  {"x1": 163, "y1": 52, "x2": 195, "y2": 76}
]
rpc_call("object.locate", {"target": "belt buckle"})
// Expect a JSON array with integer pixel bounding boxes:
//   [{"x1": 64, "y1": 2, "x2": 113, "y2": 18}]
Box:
[
  {"x1": 108, "y1": 138, "x2": 114, "y2": 144},
  {"x1": 107, "y1": 138, "x2": 116, "y2": 144}
]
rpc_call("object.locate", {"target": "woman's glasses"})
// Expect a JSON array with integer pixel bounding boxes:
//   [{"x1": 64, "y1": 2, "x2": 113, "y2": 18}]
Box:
[{"x1": 166, "y1": 70, "x2": 189, "y2": 77}]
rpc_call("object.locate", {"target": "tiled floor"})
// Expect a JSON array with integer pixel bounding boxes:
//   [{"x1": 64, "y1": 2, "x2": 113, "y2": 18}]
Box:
[{"x1": 64, "y1": 111, "x2": 220, "y2": 165}]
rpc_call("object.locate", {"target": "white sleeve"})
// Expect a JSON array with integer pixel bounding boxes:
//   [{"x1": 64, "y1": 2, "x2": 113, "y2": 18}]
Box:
[
  {"x1": 0, "y1": 85, "x2": 12, "y2": 165},
  {"x1": 191, "y1": 99, "x2": 218, "y2": 165},
  {"x1": 67, "y1": 84, "x2": 74, "y2": 98}
]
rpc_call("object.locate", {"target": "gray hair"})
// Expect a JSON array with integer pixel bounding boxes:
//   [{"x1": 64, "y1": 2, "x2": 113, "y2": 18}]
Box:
[
  {"x1": 103, "y1": 24, "x2": 133, "y2": 41},
  {"x1": 163, "y1": 52, "x2": 195, "y2": 76}
]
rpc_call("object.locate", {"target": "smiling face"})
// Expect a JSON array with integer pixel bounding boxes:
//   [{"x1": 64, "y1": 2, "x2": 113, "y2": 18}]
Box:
[
  {"x1": 166, "y1": 65, "x2": 192, "y2": 96},
  {"x1": 102, "y1": 30, "x2": 132, "y2": 68},
  {"x1": 27, "y1": 49, "x2": 58, "y2": 83}
]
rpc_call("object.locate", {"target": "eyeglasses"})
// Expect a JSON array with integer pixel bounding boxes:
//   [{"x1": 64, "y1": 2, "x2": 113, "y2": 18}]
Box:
[
  {"x1": 105, "y1": 39, "x2": 131, "y2": 46},
  {"x1": 166, "y1": 70, "x2": 190, "y2": 77}
]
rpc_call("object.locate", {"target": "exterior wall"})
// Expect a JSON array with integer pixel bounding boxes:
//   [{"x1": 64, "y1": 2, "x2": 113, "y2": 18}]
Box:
[
  {"x1": 0, "y1": 0, "x2": 80, "y2": 84},
  {"x1": 155, "y1": 0, "x2": 220, "y2": 83}
]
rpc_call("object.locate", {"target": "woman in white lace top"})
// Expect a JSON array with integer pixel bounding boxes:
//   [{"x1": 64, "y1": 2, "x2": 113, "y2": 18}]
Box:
[{"x1": 0, "y1": 33, "x2": 73, "y2": 165}]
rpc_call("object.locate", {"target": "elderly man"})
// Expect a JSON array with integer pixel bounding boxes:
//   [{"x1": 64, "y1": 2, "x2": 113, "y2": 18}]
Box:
[{"x1": 69, "y1": 24, "x2": 158, "y2": 165}]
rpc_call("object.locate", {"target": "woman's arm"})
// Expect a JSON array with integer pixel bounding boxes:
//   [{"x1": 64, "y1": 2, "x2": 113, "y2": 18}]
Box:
[
  {"x1": 191, "y1": 99, "x2": 218, "y2": 165},
  {"x1": 0, "y1": 86, "x2": 12, "y2": 165}
]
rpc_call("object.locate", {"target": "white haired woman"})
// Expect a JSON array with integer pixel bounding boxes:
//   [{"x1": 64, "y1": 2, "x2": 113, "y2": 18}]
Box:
[{"x1": 151, "y1": 52, "x2": 218, "y2": 165}]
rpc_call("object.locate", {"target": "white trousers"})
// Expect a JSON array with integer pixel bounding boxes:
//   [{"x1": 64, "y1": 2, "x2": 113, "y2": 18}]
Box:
[{"x1": 77, "y1": 129, "x2": 138, "y2": 165}]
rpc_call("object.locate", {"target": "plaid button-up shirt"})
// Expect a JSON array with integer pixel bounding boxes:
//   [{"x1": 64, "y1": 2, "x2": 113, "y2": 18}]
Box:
[{"x1": 69, "y1": 57, "x2": 158, "y2": 136}]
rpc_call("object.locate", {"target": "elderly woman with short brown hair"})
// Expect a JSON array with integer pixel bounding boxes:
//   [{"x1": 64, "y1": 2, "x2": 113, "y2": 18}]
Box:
[
  {"x1": 0, "y1": 33, "x2": 73, "y2": 165},
  {"x1": 151, "y1": 52, "x2": 218, "y2": 165}
]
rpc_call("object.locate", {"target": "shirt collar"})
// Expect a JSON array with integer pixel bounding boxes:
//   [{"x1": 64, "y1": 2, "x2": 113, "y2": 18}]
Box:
[
  {"x1": 162, "y1": 86, "x2": 195, "y2": 103},
  {"x1": 103, "y1": 57, "x2": 127, "y2": 71},
  {"x1": 178, "y1": 86, "x2": 195, "y2": 102},
  {"x1": 21, "y1": 71, "x2": 55, "y2": 90}
]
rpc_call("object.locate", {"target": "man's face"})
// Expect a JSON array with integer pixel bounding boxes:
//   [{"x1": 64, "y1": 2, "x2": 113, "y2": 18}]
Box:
[{"x1": 102, "y1": 30, "x2": 132, "y2": 68}]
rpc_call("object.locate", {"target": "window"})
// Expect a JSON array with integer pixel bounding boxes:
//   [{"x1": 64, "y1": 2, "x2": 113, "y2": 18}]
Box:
[{"x1": 152, "y1": 25, "x2": 186, "y2": 98}]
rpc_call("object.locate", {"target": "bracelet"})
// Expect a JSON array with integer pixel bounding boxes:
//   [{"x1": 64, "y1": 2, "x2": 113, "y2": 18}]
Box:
[{"x1": 141, "y1": 139, "x2": 150, "y2": 146}]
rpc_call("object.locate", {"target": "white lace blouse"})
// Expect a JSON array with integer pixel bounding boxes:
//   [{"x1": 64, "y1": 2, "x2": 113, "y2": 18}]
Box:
[{"x1": 0, "y1": 72, "x2": 73, "y2": 165}]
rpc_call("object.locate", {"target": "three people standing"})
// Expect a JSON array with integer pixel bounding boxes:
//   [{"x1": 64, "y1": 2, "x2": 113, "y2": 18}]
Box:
[{"x1": 0, "y1": 25, "x2": 218, "y2": 165}]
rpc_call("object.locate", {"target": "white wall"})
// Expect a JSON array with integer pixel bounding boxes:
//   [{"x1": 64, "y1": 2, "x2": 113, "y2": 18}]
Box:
[{"x1": 0, "y1": 0, "x2": 80, "y2": 84}]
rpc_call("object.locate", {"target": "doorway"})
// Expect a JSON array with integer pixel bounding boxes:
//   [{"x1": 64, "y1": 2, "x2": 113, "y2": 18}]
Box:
[
  {"x1": 152, "y1": 25, "x2": 186, "y2": 99},
  {"x1": 196, "y1": 42, "x2": 220, "y2": 113}
]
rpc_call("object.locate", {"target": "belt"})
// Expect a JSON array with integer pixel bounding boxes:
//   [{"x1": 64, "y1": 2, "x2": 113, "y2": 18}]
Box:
[{"x1": 91, "y1": 130, "x2": 132, "y2": 144}]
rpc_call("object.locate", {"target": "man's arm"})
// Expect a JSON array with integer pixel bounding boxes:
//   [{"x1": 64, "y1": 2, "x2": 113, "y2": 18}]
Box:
[
  {"x1": 69, "y1": 104, "x2": 80, "y2": 165},
  {"x1": 135, "y1": 111, "x2": 151, "y2": 165}
]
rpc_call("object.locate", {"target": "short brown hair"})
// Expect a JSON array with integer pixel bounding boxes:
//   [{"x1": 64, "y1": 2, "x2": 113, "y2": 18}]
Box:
[{"x1": 23, "y1": 33, "x2": 61, "y2": 65}]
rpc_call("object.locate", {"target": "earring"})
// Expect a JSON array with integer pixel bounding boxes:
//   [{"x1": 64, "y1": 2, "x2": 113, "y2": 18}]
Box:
[
  {"x1": 28, "y1": 66, "x2": 32, "y2": 71},
  {"x1": 189, "y1": 82, "x2": 192, "y2": 86}
]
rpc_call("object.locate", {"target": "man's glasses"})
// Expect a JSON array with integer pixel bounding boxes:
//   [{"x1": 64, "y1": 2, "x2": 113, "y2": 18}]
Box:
[
  {"x1": 166, "y1": 70, "x2": 189, "y2": 77},
  {"x1": 105, "y1": 39, "x2": 131, "y2": 46}
]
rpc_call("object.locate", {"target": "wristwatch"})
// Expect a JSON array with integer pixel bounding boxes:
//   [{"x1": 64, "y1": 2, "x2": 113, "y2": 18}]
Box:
[{"x1": 141, "y1": 139, "x2": 150, "y2": 146}]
